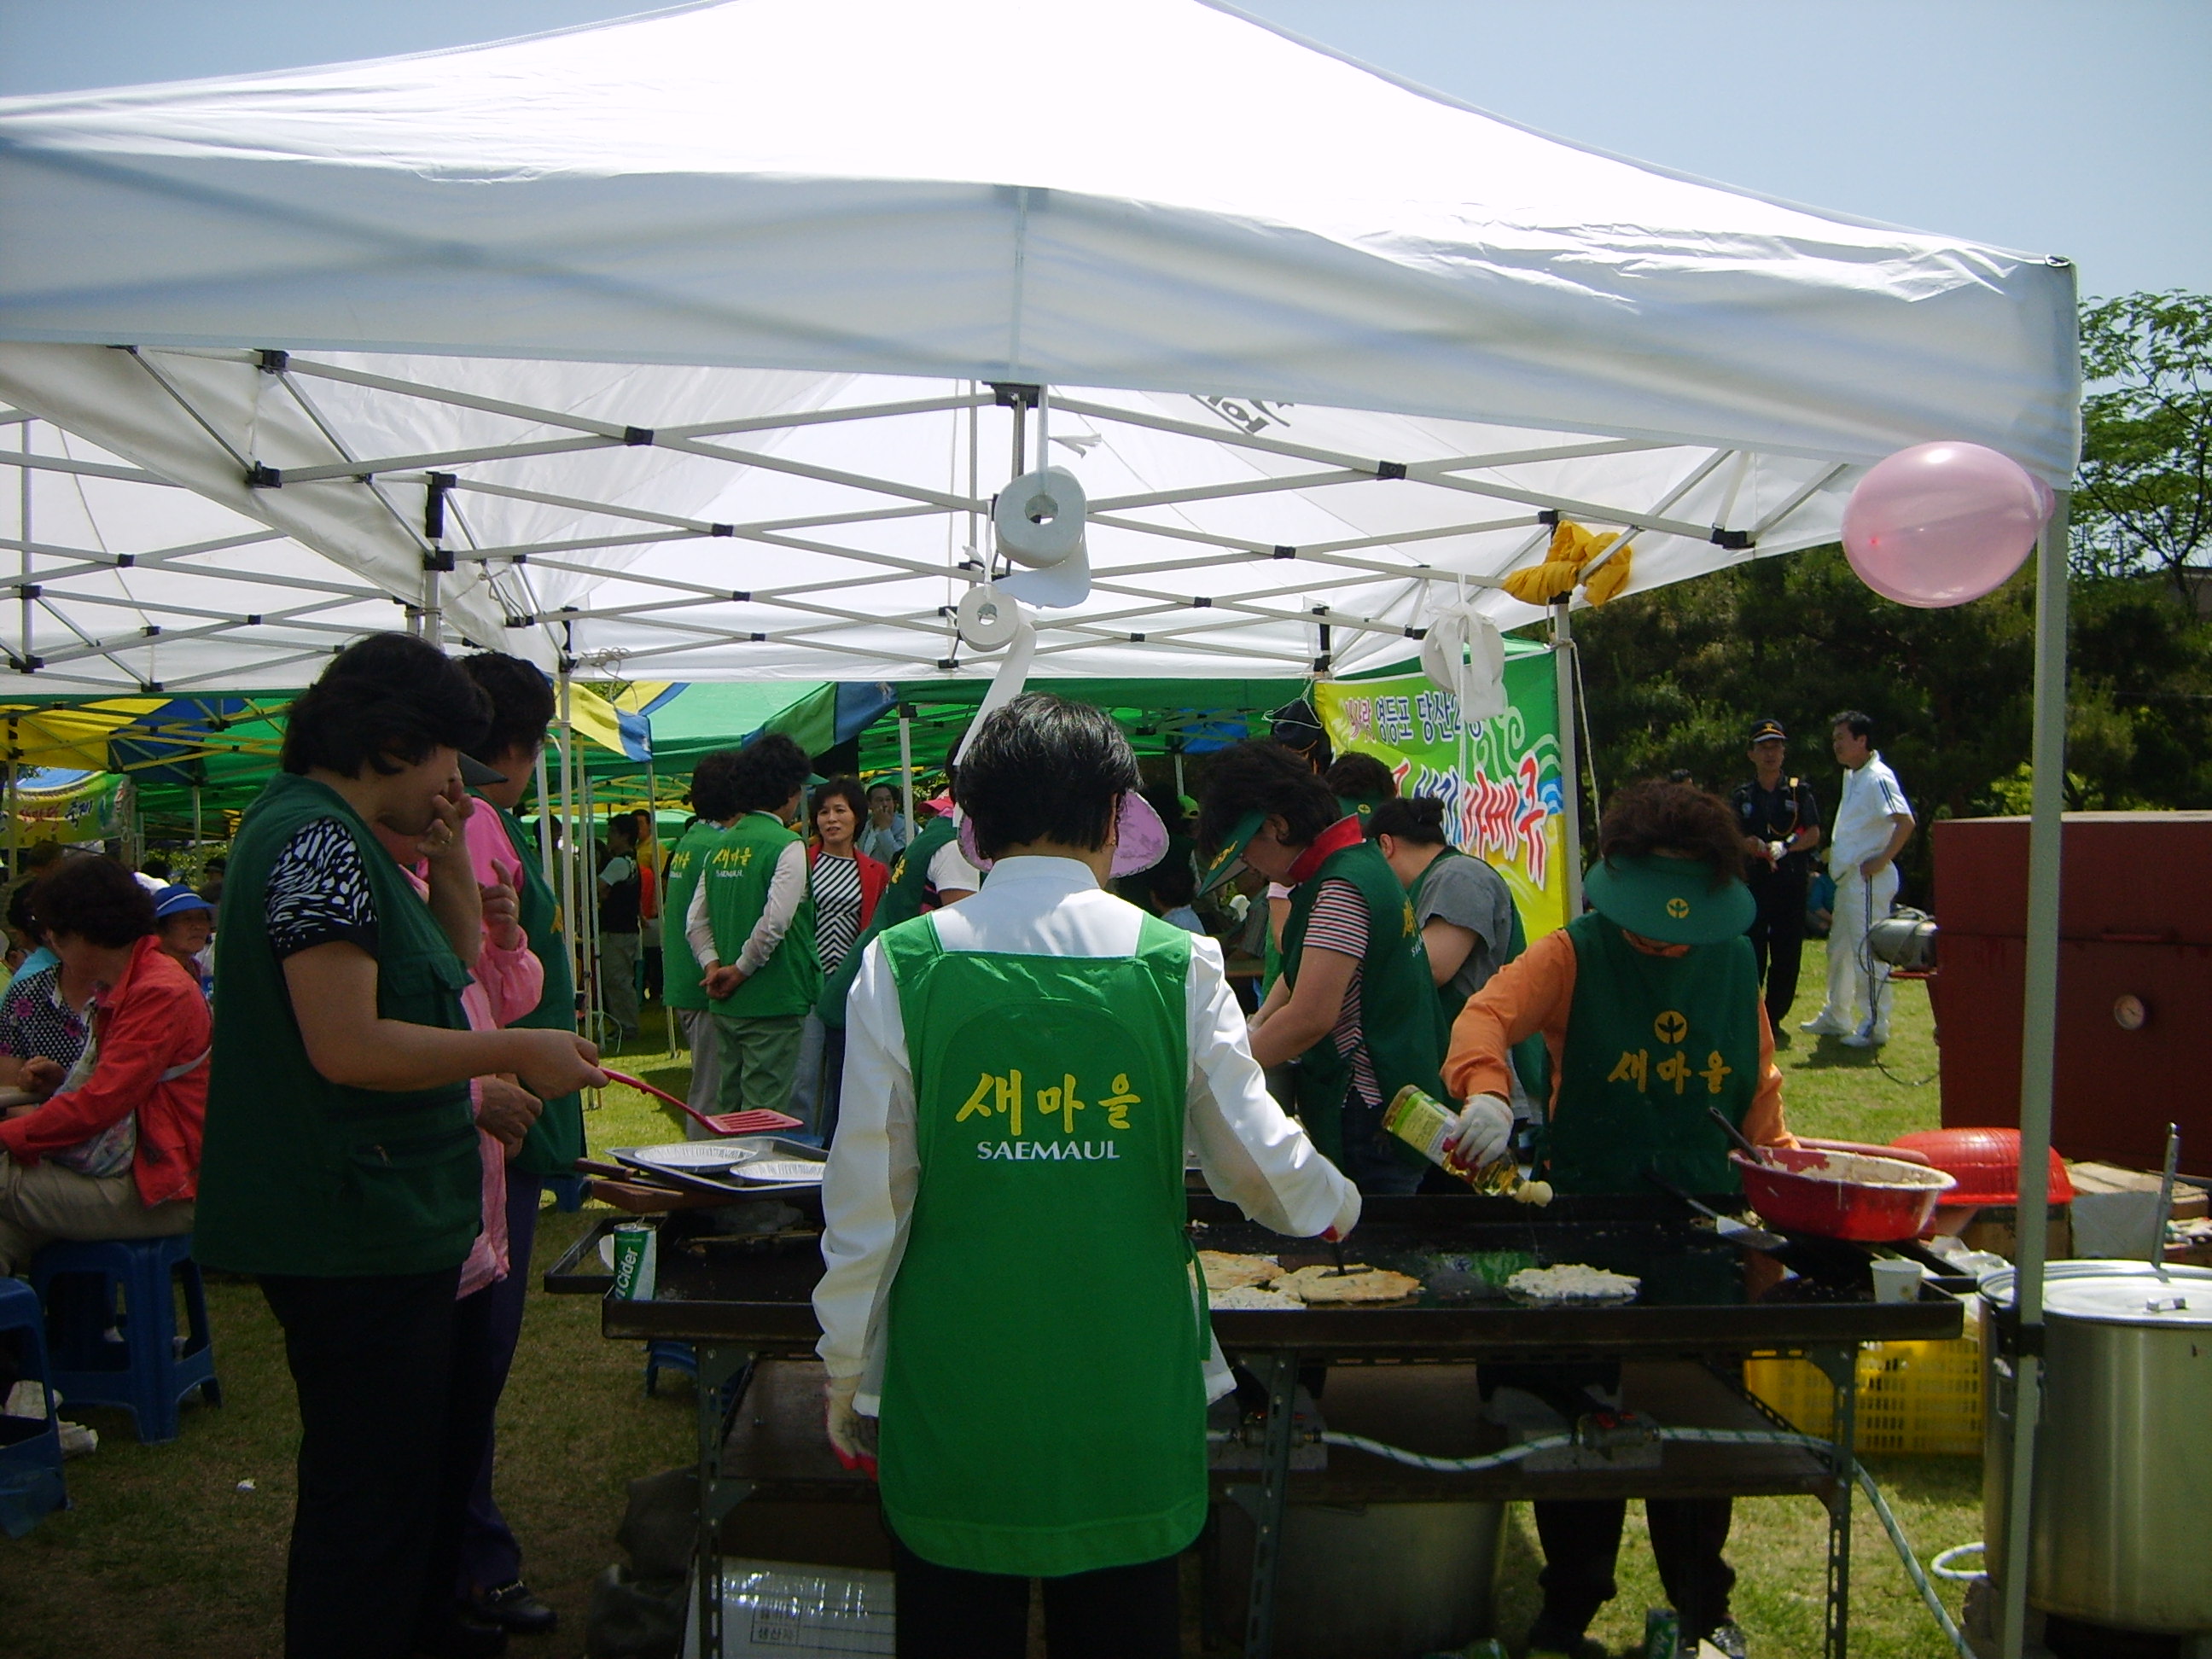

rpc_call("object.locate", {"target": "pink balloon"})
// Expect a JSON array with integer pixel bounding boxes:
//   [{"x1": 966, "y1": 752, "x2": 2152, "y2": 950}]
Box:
[{"x1": 1841, "y1": 442, "x2": 2045, "y2": 608}]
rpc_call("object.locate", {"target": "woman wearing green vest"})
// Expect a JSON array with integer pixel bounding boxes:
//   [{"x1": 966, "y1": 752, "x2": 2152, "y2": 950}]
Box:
[
  {"x1": 687, "y1": 733, "x2": 820, "y2": 1122},
  {"x1": 1443, "y1": 781, "x2": 1795, "y2": 1659},
  {"x1": 195, "y1": 635, "x2": 605, "y2": 1659},
  {"x1": 816, "y1": 694, "x2": 1357, "y2": 1659},
  {"x1": 663, "y1": 752, "x2": 741, "y2": 1139},
  {"x1": 1196, "y1": 741, "x2": 1445, "y2": 1195}
]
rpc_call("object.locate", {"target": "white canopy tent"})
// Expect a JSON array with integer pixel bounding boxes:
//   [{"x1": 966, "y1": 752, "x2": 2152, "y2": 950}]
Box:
[{"x1": 0, "y1": 4, "x2": 2080, "y2": 1656}]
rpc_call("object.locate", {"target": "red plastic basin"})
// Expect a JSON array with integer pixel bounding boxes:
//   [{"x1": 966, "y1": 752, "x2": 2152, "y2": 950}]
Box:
[
  {"x1": 1733, "y1": 1146, "x2": 1958, "y2": 1242},
  {"x1": 1889, "y1": 1127, "x2": 2075, "y2": 1209}
]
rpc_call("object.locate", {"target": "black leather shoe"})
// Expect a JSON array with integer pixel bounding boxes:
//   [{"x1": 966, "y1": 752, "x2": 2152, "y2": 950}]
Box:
[
  {"x1": 473, "y1": 1580, "x2": 558, "y2": 1636},
  {"x1": 412, "y1": 1612, "x2": 509, "y2": 1658}
]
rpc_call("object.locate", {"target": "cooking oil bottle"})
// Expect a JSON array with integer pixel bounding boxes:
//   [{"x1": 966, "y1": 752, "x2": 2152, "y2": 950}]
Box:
[{"x1": 1382, "y1": 1085, "x2": 1554, "y2": 1205}]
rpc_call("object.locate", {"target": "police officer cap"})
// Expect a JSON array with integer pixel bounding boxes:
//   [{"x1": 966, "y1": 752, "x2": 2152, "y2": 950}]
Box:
[{"x1": 1747, "y1": 718, "x2": 1787, "y2": 744}]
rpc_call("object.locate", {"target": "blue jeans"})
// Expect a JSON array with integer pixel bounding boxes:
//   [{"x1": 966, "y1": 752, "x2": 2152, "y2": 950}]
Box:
[{"x1": 1338, "y1": 1094, "x2": 1423, "y2": 1196}]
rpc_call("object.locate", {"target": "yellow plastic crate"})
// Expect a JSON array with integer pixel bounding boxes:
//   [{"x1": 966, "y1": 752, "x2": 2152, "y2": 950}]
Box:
[{"x1": 1745, "y1": 1322, "x2": 1982, "y2": 1456}]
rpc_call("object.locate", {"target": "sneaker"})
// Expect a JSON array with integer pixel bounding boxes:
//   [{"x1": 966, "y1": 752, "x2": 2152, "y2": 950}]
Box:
[
  {"x1": 1840, "y1": 1030, "x2": 1886, "y2": 1049},
  {"x1": 1798, "y1": 1016, "x2": 1850, "y2": 1036},
  {"x1": 1702, "y1": 1621, "x2": 1750, "y2": 1658}
]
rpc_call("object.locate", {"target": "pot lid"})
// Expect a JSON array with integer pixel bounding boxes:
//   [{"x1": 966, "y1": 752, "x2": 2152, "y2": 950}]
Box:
[
  {"x1": 2044, "y1": 1272, "x2": 2212, "y2": 1328},
  {"x1": 1979, "y1": 1259, "x2": 2212, "y2": 1306}
]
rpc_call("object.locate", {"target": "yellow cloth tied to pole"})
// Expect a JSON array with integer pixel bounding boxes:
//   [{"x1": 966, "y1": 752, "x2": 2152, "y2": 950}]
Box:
[{"x1": 1499, "y1": 519, "x2": 1633, "y2": 607}]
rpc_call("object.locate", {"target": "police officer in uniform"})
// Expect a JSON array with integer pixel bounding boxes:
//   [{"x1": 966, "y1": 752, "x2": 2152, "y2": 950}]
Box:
[{"x1": 1729, "y1": 719, "x2": 1823, "y2": 1033}]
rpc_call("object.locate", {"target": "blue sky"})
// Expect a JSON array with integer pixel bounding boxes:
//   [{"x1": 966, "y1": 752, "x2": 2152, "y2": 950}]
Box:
[{"x1": 3, "y1": 0, "x2": 2204, "y2": 300}]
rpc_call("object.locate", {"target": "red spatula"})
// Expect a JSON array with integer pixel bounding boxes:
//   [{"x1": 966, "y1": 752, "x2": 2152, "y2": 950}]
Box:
[{"x1": 602, "y1": 1068, "x2": 804, "y2": 1139}]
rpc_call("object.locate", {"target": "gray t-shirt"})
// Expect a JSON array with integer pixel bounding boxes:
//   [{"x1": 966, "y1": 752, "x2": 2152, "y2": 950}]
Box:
[{"x1": 1413, "y1": 850, "x2": 1516, "y2": 1012}]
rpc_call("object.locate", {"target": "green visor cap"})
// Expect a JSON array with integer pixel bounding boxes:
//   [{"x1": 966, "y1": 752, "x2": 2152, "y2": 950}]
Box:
[
  {"x1": 1197, "y1": 809, "x2": 1266, "y2": 896},
  {"x1": 1584, "y1": 853, "x2": 1755, "y2": 946}
]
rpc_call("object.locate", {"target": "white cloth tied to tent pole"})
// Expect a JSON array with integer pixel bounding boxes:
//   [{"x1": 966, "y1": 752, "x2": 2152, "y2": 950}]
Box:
[{"x1": 1421, "y1": 600, "x2": 1508, "y2": 725}]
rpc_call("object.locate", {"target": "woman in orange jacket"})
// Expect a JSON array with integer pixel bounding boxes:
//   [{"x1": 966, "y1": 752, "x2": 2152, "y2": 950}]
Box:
[{"x1": 1441, "y1": 779, "x2": 1794, "y2": 1659}]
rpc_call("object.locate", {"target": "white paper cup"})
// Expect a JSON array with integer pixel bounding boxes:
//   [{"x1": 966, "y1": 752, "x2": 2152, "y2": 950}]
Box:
[{"x1": 1871, "y1": 1257, "x2": 1925, "y2": 1304}]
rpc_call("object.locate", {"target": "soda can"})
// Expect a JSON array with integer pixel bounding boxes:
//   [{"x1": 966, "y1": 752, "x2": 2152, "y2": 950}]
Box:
[
  {"x1": 1643, "y1": 1604, "x2": 1683, "y2": 1659},
  {"x1": 609, "y1": 1221, "x2": 658, "y2": 1301}
]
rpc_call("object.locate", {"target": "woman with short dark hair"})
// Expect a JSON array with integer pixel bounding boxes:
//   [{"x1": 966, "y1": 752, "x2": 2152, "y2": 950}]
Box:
[
  {"x1": 686, "y1": 732, "x2": 822, "y2": 1121},
  {"x1": 1196, "y1": 741, "x2": 1444, "y2": 1195},
  {"x1": 789, "y1": 778, "x2": 888, "y2": 1141},
  {"x1": 1443, "y1": 779, "x2": 1794, "y2": 1658},
  {"x1": 195, "y1": 632, "x2": 605, "y2": 1659},
  {"x1": 0, "y1": 855, "x2": 209, "y2": 1276},
  {"x1": 817, "y1": 693, "x2": 1356, "y2": 1659}
]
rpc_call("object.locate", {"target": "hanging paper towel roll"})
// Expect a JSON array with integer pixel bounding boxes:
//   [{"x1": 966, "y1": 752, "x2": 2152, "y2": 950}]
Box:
[
  {"x1": 1422, "y1": 602, "x2": 1508, "y2": 723},
  {"x1": 992, "y1": 467, "x2": 1086, "y2": 567},
  {"x1": 956, "y1": 584, "x2": 1022, "y2": 651}
]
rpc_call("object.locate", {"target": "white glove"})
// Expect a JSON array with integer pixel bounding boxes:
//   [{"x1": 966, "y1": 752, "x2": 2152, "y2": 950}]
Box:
[
  {"x1": 1446, "y1": 1094, "x2": 1515, "y2": 1169},
  {"x1": 824, "y1": 1375, "x2": 876, "y2": 1473}
]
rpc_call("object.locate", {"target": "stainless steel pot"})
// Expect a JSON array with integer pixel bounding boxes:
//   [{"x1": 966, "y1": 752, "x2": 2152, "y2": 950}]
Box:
[{"x1": 1982, "y1": 1260, "x2": 2212, "y2": 1633}]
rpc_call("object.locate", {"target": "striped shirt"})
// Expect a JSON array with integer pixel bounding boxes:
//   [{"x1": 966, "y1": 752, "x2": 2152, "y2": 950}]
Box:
[
  {"x1": 1301, "y1": 877, "x2": 1379, "y2": 1108},
  {"x1": 812, "y1": 852, "x2": 866, "y2": 976}
]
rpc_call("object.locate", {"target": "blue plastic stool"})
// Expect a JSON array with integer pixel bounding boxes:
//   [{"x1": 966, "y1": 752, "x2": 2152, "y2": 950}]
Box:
[
  {"x1": 0, "y1": 1278, "x2": 67, "y2": 1536},
  {"x1": 32, "y1": 1234, "x2": 219, "y2": 1445}
]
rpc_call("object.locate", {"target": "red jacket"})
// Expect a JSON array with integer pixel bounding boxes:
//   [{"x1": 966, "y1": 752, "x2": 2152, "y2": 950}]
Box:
[
  {"x1": 806, "y1": 844, "x2": 890, "y2": 931},
  {"x1": 0, "y1": 936, "x2": 211, "y2": 1208}
]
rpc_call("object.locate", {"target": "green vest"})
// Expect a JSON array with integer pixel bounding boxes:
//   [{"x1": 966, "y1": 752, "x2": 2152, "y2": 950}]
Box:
[
  {"x1": 195, "y1": 772, "x2": 481, "y2": 1277},
  {"x1": 814, "y1": 812, "x2": 962, "y2": 1028},
  {"x1": 1281, "y1": 834, "x2": 1446, "y2": 1169},
  {"x1": 483, "y1": 798, "x2": 585, "y2": 1176},
  {"x1": 876, "y1": 912, "x2": 1205, "y2": 1577},
  {"x1": 1547, "y1": 911, "x2": 1761, "y2": 1196},
  {"x1": 703, "y1": 812, "x2": 819, "y2": 1018},
  {"x1": 661, "y1": 818, "x2": 727, "y2": 1013}
]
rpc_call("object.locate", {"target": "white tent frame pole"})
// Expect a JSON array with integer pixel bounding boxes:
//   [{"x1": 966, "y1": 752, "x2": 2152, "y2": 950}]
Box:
[
  {"x1": 1998, "y1": 492, "x2": 2069, "y2": 1659},
  {"x1": 533, "y1": 739, "x2": 556, "y2": 906},
  {"x1": 15, "y1": 415, "x2": 29, "y2": 672},
  {"x1": 579, "y1": 765, "x2": 600, "y2": 1039},
  {"x1": 556, "y1": 662, "x2": 579, "y2": 1037},
  {"x1": 1551, "y1": 598, "x2": 1584, "y2": 917},
  {"x1": 191, "y1": 781, "x2": 201, "y2": 851},
  {"x1": 898, "y1": 708, "x2": 915, "y2": 840}
]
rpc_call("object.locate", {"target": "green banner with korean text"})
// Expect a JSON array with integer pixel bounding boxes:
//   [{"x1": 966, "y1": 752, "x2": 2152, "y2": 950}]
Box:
[{"x1": 1313, "y1": 649, "x2": 1568, "y2": 937}]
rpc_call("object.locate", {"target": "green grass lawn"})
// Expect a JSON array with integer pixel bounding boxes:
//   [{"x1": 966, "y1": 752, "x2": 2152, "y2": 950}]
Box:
[{"x1": 0, "y1": 950, "x2": 1980, "y2": 1657}]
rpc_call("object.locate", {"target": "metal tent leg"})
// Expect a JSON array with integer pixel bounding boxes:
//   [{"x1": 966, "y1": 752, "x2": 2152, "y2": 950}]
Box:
[
  {"x1": 693, "y1": 1342, "x2": 755, "y2": 1659},
  {"x1": 1812, "y1": 1344, "x2": 1858, "y2": 1659},
  {"x1": 1228, "y1": 1352, "x2": 1297, "y2": 1659}
]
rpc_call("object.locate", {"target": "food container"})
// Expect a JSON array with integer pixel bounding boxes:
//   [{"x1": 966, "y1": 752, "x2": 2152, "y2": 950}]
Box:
[
  {"x1": 1890, "y1": 1127, "x2": 2075, "y2": 1209},
  {"x1": 1732, "y1": 1146, "x2": 1955, "y2": 1242},
  {"x1": 1980, "y1": 1261, "x2": 2212, "y2": 1632}
]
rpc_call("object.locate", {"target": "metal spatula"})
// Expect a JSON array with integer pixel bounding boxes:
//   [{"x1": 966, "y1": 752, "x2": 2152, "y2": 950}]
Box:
[
  {"x1": 602, "y1": 1068, "x2": 803, "y2": 1139},
  {"x1": 1644, "y1": 1169, "x2": 1789, "y2": 1254}
]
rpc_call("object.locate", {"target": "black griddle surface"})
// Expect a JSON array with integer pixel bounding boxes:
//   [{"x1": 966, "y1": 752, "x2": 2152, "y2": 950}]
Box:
[{"x1": 597, "y1": 1192, "x2": 1960, "y2": 1356}]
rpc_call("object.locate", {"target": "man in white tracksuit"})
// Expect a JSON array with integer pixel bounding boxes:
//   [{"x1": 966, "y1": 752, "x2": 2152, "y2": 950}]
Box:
[{"x1": 1802, "y1": 710, "x2": 1914, "y2": 1048}]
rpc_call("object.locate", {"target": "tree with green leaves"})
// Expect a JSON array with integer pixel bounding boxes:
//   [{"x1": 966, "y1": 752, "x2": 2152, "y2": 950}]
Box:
[
  {"x1": 1564, "y1": 292, "x2": 2212, "y2": 902},
  {"x1": 2074, "y1": 291, "x2": 2212, "y2": 579}
]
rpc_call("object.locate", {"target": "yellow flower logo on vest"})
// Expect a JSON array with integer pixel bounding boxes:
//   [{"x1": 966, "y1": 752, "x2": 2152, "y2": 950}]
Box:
[
  {"x1": 1653, "y1": 1009, "x2": 1688, "y2": 1045},
  {"x1": 1665, "y1": 896, "x2": 1691, "y2": 920}
]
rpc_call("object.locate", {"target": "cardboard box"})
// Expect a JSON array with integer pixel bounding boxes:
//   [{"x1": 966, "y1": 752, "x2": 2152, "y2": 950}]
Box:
[
  {"x1": 683, "y1": 1559, "x2": 894, "y2": 1659},
  {"x1": 2068, "y1": 1161, "x2": 2206, "y2": 1260}
]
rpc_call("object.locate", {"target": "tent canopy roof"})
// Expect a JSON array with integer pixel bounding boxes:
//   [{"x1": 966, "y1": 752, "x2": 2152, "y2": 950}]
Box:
[{"x1": 0, "y1": 0, "x2": 2078, "y2": 696}]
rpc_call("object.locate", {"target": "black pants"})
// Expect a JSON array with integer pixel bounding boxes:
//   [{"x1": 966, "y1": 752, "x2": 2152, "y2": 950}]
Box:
[
  {"x1": 1745, "y1": 867, "x2": 1808, "y2": 1027},
  {"x1": 458, "y1": 1173, "x2": 542, "y2": 1594},
  {"x1": 1532, "y1": 1497, "x2": 1736, "y2": 1644},
  {"x1": 890, "y1": 1535, "x2": 1181, "y2": 1659},
  {"x1": 260, "y1": 1267, "x2": 497, "y2": 1659}
]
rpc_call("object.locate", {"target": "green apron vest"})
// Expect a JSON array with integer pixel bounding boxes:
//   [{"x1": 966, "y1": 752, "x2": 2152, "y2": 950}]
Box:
[
  {"x1": 1281, "y1": 835, "x2": 1445, "y2": 1168},
  {"x1": 703, "y1": 812, "x2": 819, "y2": 1018},
  {"x1": 484, "y1": 797, "x2": 585, "y2": 1175},
  {"x1": 814, "y1": 813, "x2": 961, "y2": 1028},
  {"x1": 1413, "y1": 848, "x2": 1551, "y2": 1105},
  {"x1": 1546, "y1": 911, "x2": 1761, "y2": 1196},
  {"x1": 661, "y1": 818, "x2": 727, "y2": 1013},
  {"x1": 876, "y1": 912, "x2": 1206, "y2": 1577},
  {"x1": 195, "y1": 772, "x2": 481, "y2": 1277}
]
